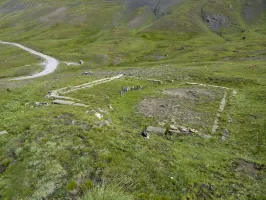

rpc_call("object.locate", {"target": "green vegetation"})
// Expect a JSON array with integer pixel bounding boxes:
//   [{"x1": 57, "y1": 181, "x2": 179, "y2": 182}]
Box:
[
  {"x1": 81, "y1": 185, "x2": 133, "y2": 200},
  {"x1": 0, "y1": 0, "x2": 265, "y2": 199},
  {"x1": 0, "y1": 45, "x2": 42, "y2": 78}
]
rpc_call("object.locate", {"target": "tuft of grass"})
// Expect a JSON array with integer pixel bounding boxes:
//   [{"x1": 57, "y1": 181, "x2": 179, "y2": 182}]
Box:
[
  {"x1": 81, "y1": 185, "x2": 133, "y2": 200},
  {"x1": 67, "y1": 180, "x2": 78, "y2": 191}
]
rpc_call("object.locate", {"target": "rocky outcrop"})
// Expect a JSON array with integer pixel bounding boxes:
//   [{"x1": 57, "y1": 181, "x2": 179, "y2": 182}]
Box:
[
  {"x1": 168, "y1": 125, "x2": 198, "y2": 136},
  {"x1": 202, "y1": 12, "x2": 228, "y2": 33},
  {"x1": 144, "y1": 124, "x2": 199, "y2": 138}
]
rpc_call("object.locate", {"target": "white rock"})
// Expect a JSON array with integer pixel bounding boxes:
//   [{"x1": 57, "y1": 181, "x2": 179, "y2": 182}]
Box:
[
  {"x1": 73, "y1": 103, "x2": 89, "y2": 107},
  {"x1": 170, "y1": 124, "x2": 178, "y2": 130},
  {"x1": 158, "y1": 122, "x2": 166, "y2": 126},
  {"x1": 109, "y1": 105, "x2": 114, "y2": 111},
  {"x1": 95, "y1": 112, "x2": 103, "y2": 119},
  {"x1": 0, "y1": 130, "x2": 8, "y2": 135},
  {"x1": 101, "y1": 120, "x2": 111, "y2": 127},
  {"x1": 53, "y1": 99, "x2": 75, "y2": 105},
  {"x1": 53, "y1": 100, "x2": 88, "y2": 107},
  {"x1": 179, "y1": 126, "x2": 189, "y2": 133},
  {"x1": 189, "y1": 128, "x2": 198, "y2": 133},
  {"x1": 64, "y1": 62, "x2": 80, "y2": 66}
]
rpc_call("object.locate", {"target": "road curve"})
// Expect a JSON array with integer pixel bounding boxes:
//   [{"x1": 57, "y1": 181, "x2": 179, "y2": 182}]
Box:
[{"x1": 0, "y1": 40, "x2": 59, "y2": 80}]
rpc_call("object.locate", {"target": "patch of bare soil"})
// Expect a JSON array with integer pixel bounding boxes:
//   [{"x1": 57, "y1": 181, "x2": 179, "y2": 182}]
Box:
[
  {"x1": 40, "y1": 7, "x2": 67, "y2": 24},
  {"x1": 143, "y1": 54, "x2": 168, "y2": 60},
  {"x1": 129, "y1": 15, "x2": 148, "y2": 29},
  {"x1": 139, "y1": 86, "x2": 224, "y2": 131},
  {"x1": 164, "y1": 87, "x2": 219, "y2": 100},
  {"x1": 125, "y1": 0, "x2": 182, "y2": 18},
  {"x1": 233, "y1": 159, "x2": 265, "y2": 179},
  {"x1": 94, "y1": 65, "x2": 193, "y2": 81},
  {"x1": 243, "y1": 0, "x2": 266, "y2": 23}
]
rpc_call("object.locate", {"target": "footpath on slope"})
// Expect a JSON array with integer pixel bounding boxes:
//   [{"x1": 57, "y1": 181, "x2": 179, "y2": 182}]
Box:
[{"x1": 0, "y1": 41, "x2": 60, "y2": 80}]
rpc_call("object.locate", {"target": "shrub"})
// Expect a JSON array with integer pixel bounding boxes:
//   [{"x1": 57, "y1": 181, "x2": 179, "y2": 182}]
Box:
[
  {"x1": 67, "y1": 180, "x2": 78, "y2": 191},
  {"x1": 81, "y1": 179, "x2": 94, "y2": 191}
]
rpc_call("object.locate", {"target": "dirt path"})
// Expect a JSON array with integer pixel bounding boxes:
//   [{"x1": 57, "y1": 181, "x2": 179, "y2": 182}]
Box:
[{"x1": 0, "y1": 41, "x2": 59, "y2": 80}]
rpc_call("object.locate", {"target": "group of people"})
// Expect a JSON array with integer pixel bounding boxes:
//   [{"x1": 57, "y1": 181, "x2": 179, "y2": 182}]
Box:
[{"x1": 120, "y1": 85, "x2": 144, "y2": 96}]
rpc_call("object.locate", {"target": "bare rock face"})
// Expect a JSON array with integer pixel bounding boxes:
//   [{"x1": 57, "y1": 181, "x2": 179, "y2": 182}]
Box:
[{"x1": 202, "y1": 13, "x2": 228, "y2": 33}]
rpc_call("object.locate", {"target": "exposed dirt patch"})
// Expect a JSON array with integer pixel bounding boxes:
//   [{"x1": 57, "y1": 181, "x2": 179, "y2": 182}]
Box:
[
  {"x1": 201, "y1": 2, "x2": 235, "y2": 33},
  {"x1": 125, "y1": 0, "x2": 183, "y2": 18},
  {"x1": 0, "y1": 0, "x2": 30, "y2": 13},
  {"x1": 143, "y1": 54, "x2": 167, "y2": 60},
  {"x1": 139, "y1": 86, "x2": 224, "y2": 131},
  {"x1": 243, "y1": 0, "x2": 266, "y2": 23},
  {"x1": 40, "y1": 7, "x2": 67, "y2": 24},
  {"x1": 164, "y1": 88, "x2": 219, "y2": 100},
  {"x1": 233, "y1": 159, "x2": 265, "y2": 179},
  {"x1": 129, "y1": 15, "x2": 147, "y2": 28}
]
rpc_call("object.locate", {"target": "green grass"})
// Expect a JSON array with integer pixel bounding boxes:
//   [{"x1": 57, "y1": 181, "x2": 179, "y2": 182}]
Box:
[
  {"x1": 0, "y1": 0, "x2": 266, "y2": 199},
  {"x1": 0, "y1": 44, "x2": 42, "y2": 78},
  {"x1": 81, "y1": 185, "x2": 134, "y2": 200}
]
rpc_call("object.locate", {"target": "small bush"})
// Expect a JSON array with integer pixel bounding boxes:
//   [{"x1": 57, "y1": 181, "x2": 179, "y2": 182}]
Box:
[
  {"x1": 81, "y1": 179, "x2": 94, "y2": 191},
  {"x1": 67, "y1": 180, "x2": 78, "y2": 191},
  {"x1": 1, "y1": 158, "x2": 12, "y2": 167}
]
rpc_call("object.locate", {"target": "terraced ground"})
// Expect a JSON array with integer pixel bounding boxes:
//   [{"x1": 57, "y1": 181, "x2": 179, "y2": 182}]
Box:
[{"x1": 0, "y1": 0, "x2": 266, "y2": 199}]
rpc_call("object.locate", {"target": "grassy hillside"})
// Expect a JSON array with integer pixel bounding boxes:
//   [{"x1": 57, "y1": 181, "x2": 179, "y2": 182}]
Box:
[{"x1": 0, "y1": 0, "x2": 266, "y2": 199}]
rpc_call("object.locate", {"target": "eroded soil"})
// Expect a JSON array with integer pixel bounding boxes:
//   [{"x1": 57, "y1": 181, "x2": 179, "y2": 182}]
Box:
[{"x1": 139, "y1": 86, "x2": 224, "y2": 132}]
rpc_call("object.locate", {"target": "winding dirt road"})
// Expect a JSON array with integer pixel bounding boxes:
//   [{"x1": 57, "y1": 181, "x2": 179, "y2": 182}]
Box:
[{"x1": 0, "y1": 41, "x2": 59, "y2": 80}]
